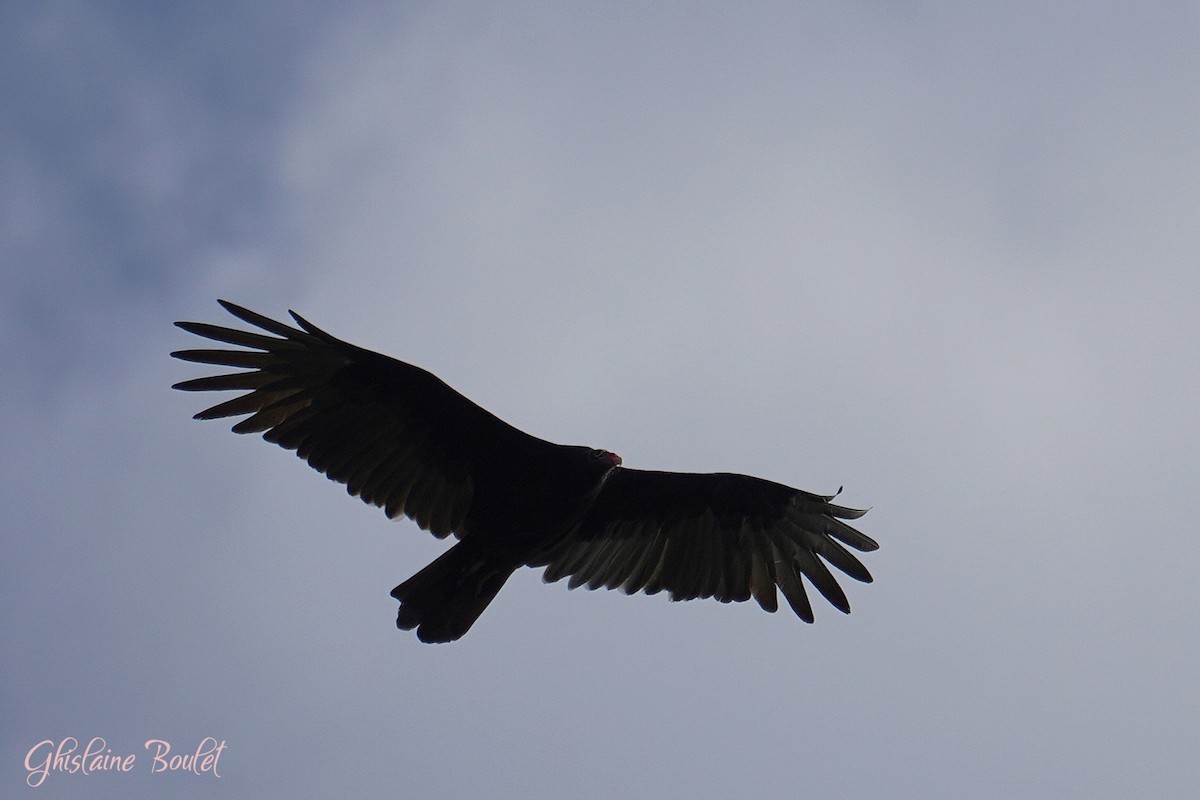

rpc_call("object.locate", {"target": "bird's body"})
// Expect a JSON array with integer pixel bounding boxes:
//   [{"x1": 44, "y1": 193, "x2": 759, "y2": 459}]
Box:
[{"x1": 173, "y1": 301, "x2": 878, "y2": 642}]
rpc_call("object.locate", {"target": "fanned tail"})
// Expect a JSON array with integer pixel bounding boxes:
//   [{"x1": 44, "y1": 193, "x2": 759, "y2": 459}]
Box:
[{"x1": 391, "y1": 543, "x2": 515, "y2": 643}]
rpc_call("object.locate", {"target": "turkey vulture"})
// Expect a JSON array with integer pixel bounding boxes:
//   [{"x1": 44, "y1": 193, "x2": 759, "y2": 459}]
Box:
[{"x1": 172, "y1": 301, "x2": 878, "y2": 643}]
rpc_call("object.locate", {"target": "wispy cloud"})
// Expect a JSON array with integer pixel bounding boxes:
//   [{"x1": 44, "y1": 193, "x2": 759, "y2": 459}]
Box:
[{"x1": 4, "y1": 3, "x2": 1197, "y2": 798}]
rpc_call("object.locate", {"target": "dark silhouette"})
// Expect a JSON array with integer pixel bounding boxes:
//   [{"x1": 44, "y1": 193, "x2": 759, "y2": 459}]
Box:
[{"x1": 173, "y1": 301, "x2": 878, "y2": 642}]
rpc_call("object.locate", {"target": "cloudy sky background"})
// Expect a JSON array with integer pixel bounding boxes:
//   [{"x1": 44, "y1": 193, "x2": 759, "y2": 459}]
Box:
[{"x1": 4, "y1": 2, "x2": 1197, "y2": 798}]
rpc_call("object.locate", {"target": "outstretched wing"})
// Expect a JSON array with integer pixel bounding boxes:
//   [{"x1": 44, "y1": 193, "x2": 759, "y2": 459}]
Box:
[
  {"x1": 171, "y1": 300, "x2": 543, "y2": 538},
  {"x1": 532, "y1": 468, "x2": 877, "y2": 622}
]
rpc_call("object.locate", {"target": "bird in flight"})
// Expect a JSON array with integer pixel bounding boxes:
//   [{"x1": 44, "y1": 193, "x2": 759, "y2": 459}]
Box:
[{"x1": 172, "y1": 301, "x2": 878, "y2": 643}]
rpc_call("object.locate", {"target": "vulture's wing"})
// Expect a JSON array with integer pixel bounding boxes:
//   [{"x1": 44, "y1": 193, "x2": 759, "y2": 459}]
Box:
[
  {"x1": 533, "y1": 468, "x2": 877, "y2": 621},
  {"x1": 171, "y1": 300, "x2": 541, "y2": 538}
]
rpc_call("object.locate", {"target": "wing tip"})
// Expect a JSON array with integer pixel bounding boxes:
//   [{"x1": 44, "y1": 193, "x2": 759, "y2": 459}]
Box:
[
  {"x1": 168, "y1": 348, "x2": 203, "y2": 363},
  {"x1": 216, "y1": 298, "x2": 246, "y2": 316},
  {"x1": 852, "y1": 532, "x2": 881, "y2": 552},
  {"x1": 827, "y1": 503, "x2": 870, "y2": 520},
  {"x1": 288, "y1": 308, "x2": 334, "y2": 340}
]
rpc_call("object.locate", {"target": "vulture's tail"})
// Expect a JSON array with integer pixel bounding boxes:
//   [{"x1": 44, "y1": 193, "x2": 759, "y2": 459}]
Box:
[{"x1": 391, "y1": 543, "x2": 516, "y2": 643}]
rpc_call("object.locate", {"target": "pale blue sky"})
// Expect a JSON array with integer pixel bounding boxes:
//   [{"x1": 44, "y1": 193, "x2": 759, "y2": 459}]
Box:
[{"x1": 4, "y1": 3, "x2": 1198, "y2": 798}]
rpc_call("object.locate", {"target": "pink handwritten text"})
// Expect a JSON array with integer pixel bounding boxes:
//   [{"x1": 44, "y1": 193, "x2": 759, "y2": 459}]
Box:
[
  {"x1": 23, "y1": 736, "x2": 227, "y2": 788},
  {"x1": 24, "y1": 738, "x2": 135, "y2": 788},
  {"x1": 144, "y1": 737, "x2": 227, "y2": 777}
]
